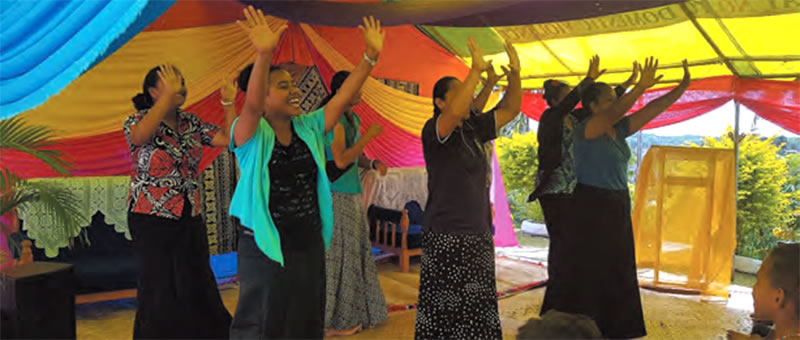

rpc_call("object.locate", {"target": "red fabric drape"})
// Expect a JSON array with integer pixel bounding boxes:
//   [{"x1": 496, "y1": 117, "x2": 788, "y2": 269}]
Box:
[
  {"x1": 735, "y1": 78, "x2": 800, "y2": 135},
  {"x1": 631, "y1": 76, "x2": 735, "y2": 129},
  {"x1": 522, "y1": 76, "x2": 737, "y2": 130},
  {"x1": 520, "y1": 91, "x2": 548, "y2": 121},
  {"x1": 273, "y1": 23, "x2": 315, "y2": 66}
]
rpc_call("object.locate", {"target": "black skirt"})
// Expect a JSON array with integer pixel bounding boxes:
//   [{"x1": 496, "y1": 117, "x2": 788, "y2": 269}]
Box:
[
  {"x1": 128, "y1": 200, "x2": 232, "y2": 339},
  {"x1": 538, "y1": 194, "x2": 575, "y2": 316},
  {"x1": 560, "y1": 183, "x2": 646, "y2": 339},
  {"x1": 414, "y1": 231, "x2": 501, "y2": 340}
]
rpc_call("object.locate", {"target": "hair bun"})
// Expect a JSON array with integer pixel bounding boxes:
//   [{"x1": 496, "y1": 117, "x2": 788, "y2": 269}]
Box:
[{"x1": 132, "y1": 93, "x2": 153, "y2": 111}]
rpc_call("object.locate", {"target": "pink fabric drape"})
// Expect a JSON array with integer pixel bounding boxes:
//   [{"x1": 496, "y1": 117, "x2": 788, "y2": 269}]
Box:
[
  {"x1": 491, "y1": 142, "x2": 518, "y2": 247},
  {"x1": 735, "y1": 78, "x2": 800, "y2": 135}
]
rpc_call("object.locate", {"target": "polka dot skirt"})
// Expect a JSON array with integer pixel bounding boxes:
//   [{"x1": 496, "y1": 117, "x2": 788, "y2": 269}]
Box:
[{"x1": 414, "y1": 231, "x2": 502, "y2": 340}]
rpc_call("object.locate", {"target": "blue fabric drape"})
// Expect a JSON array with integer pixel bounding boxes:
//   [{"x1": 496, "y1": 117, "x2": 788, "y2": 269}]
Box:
[
  {"x1": 0, "y1": 0, "x2": 174, "y2": 119},
  {"x1": 85, "y1": 0, "x2": 175, "y2": 72}
]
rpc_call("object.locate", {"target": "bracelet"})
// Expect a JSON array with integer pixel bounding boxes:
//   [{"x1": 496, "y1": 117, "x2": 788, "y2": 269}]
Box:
[
  {"x1": 370, "y1": 159, "x2": 377, "y2": 170},
  {"x1": 363, "y1": 52, "x2": 378, "y2": 67},
  {"x1": 220, "y1": 100, "x2": 234, "y2": 106}
]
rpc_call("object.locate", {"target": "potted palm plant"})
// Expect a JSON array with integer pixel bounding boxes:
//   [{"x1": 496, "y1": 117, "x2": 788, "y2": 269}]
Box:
[
  {"x1": 0, "y1": 116, "x2": 85, "y2": 339},
  {"x1": 0, "y1": 116, "x2": 84, "y2": 266}
]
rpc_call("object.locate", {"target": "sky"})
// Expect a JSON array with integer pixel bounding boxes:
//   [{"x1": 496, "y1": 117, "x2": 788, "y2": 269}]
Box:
[{"x1": 528, "y1": 101, "x2": 798, "y2": 137}]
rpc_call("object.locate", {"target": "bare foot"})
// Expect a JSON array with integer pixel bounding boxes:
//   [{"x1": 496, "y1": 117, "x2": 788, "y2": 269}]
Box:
[{"x1": 325, "y1": 325, "x2": 363, "y2": 337}]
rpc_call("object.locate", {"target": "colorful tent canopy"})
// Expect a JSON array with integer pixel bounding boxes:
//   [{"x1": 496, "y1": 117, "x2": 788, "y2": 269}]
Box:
[
  {"x1": 240, "y1": 0, "x2": 683, "y2": 27},
  {"x1": 1, "y1": 0, "x2": 798, "y2": 175}
]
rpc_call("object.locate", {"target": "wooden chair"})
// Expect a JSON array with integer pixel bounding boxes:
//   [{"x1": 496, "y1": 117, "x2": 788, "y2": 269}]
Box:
[{"x1": 367, "y1": 205, "x2": 422, "y2": 273}]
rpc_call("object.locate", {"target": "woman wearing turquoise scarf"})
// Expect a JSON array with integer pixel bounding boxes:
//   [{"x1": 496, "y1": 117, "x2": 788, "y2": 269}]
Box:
[
  {"x1": 228, "y1": 7, "x2": 386, "y2": 339},
  {"x1": 322, "y1": 70, "x2": 389, "y2": 337}
]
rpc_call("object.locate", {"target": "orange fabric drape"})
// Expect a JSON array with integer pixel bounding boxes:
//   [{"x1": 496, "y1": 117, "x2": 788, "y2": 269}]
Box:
[
  {"x1": 312, "y1": 25, "x2": 469, "y2": 96},
  {"x1": 143, "y1": 0, "x2": 245, "y2": 31},
  {"x1": 15, "y1": 20, "x2": 287, "y2": 139}
]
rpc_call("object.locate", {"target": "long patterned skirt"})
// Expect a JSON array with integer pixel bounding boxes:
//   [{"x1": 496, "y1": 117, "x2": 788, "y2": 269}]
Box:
[
  {"x1": 414, "y1": 231, "x2": 501, "y2": 340},
  {"x1": 325, "y1": 192, "x2": 388, "y2": 331}
]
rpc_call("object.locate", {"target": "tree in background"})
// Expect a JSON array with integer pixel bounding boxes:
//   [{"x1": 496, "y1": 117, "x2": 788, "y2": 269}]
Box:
[
  {"x1": 691, "y1": 128, "x2": 793, "y2": 259},
  {"x1": 496, "y1": 132, "x2": 544, "y2": 227},
  {"x1": 782, "y1": 153, "x2": 800, "y2": 240}
]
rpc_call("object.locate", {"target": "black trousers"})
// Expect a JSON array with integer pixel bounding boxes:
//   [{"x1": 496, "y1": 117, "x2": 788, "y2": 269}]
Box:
[
  {"x1": 128, "y1": 201, "x2": 232, "y2": 339},
  {"x1": 538, "y1": 194, "x2": 574, "y2": 316},
  {"x1": 230, "y1": 228, "x2": 326, "y2": 339}
]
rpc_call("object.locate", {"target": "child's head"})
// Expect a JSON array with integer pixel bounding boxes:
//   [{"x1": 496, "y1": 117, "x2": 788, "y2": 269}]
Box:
[
  {"x1": 753, "y1": 242, "x2": 800, "y2": 322},
  {"x1": 238, "y1": 63, "x2": 302, "y2": 117},
  {"x1": 517, "y1": 310, "x2": 602, "y2": 339}
]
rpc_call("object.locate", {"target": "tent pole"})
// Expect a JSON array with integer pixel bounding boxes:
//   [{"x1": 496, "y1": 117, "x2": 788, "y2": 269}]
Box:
[
  {"x1": 636, "y1": 131, "x2": 644, "y2": 179},
  {"x1": 732, "y1": 100, "x2": 741, "y2": 280},
  {"x1": 734, "y1": 101, "x2": 740, "y2": 196}
]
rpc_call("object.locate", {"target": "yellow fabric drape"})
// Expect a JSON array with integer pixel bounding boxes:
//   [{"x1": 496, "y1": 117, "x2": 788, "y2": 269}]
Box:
[
  {"x1": 301, "y1": 24, "x2": 431, "y2": 135},
  {"x1": 454, "y1": 7, "x2": 800, "y2": 89},
  {"x1": 302, "y1": 24, "x2": 507, "y2": 136},
  {"x1": 18, "y1": 20, "x2": 283, "y2": 139},
  {"x1": 632, "y1": 146, "x2": 736, "y2": 297}
]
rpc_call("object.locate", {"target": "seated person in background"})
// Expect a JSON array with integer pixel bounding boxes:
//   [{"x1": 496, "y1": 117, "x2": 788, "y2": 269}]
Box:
[
  {"x1": 728, "y1": 243, "x2": 800, "y2": 340},
  {"x1": 517, "y1": 310, "x2": 602, "y2": 339}
]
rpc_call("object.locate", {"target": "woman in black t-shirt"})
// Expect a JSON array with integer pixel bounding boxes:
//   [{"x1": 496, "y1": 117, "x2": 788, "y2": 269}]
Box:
[{"x1": 414, "y1": 38, "x2": 522, "y2": 340}]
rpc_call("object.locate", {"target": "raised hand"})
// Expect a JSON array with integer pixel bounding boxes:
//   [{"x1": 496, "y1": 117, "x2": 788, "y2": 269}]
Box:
[
  {"x1": 220, "y1": 73, "x2": 237, "y2": 103},
  {"x1": 365, "y1": 123, "x2": 383, "y2": 139},
  {"x1": 237, "y1": 6, "x2": 286, "y2": 54},
  {"x1": 637, "y1": 56, "x2": 663, "y2": 89},
  {"x1": 504, "y1": 41, "x2": 521, "y2": 73},
  {"x1": 157, "y1": 64, "x2": 184, "y2": 106},
  {"x1": 360, "y1": 16, "x2": 385, "y2": 60},
  {"x1": 679, "y1": 59, "x2": 691, "y2": 86},
  {"x1": 468, "y1": 37, "x2": 490, "y2": 72},
  {"x1": 622, "y1": 61, "x2": 640, "y2": 87},
  {"x1": 586, "y1": 54, "x2": 606, "y2": 80},
  {"x1": 500, "y1": 65, "x2": 512, "y2": 79},
  {"x1": 484, "y1": 61, "x2": 508, "y2": 86}
]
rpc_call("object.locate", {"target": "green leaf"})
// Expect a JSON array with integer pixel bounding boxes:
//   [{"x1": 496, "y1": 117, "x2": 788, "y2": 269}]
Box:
[
  {"x1": 0, "y1": 116, "x2": 72, "y2": 175},
  {"x1": 0, "y1": 117, "x2": 84, "y2": 254}
]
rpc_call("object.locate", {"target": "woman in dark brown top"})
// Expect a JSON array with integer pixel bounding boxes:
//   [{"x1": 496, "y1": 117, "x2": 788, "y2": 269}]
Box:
[{"x1": 415, "y1": 38, "x2": 522, "y2": 340}]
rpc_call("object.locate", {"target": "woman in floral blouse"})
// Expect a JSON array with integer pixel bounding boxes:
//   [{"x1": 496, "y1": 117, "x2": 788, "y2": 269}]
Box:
[{"x1": 122, "y1": 65, "x2": 236, "y2": 339}]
